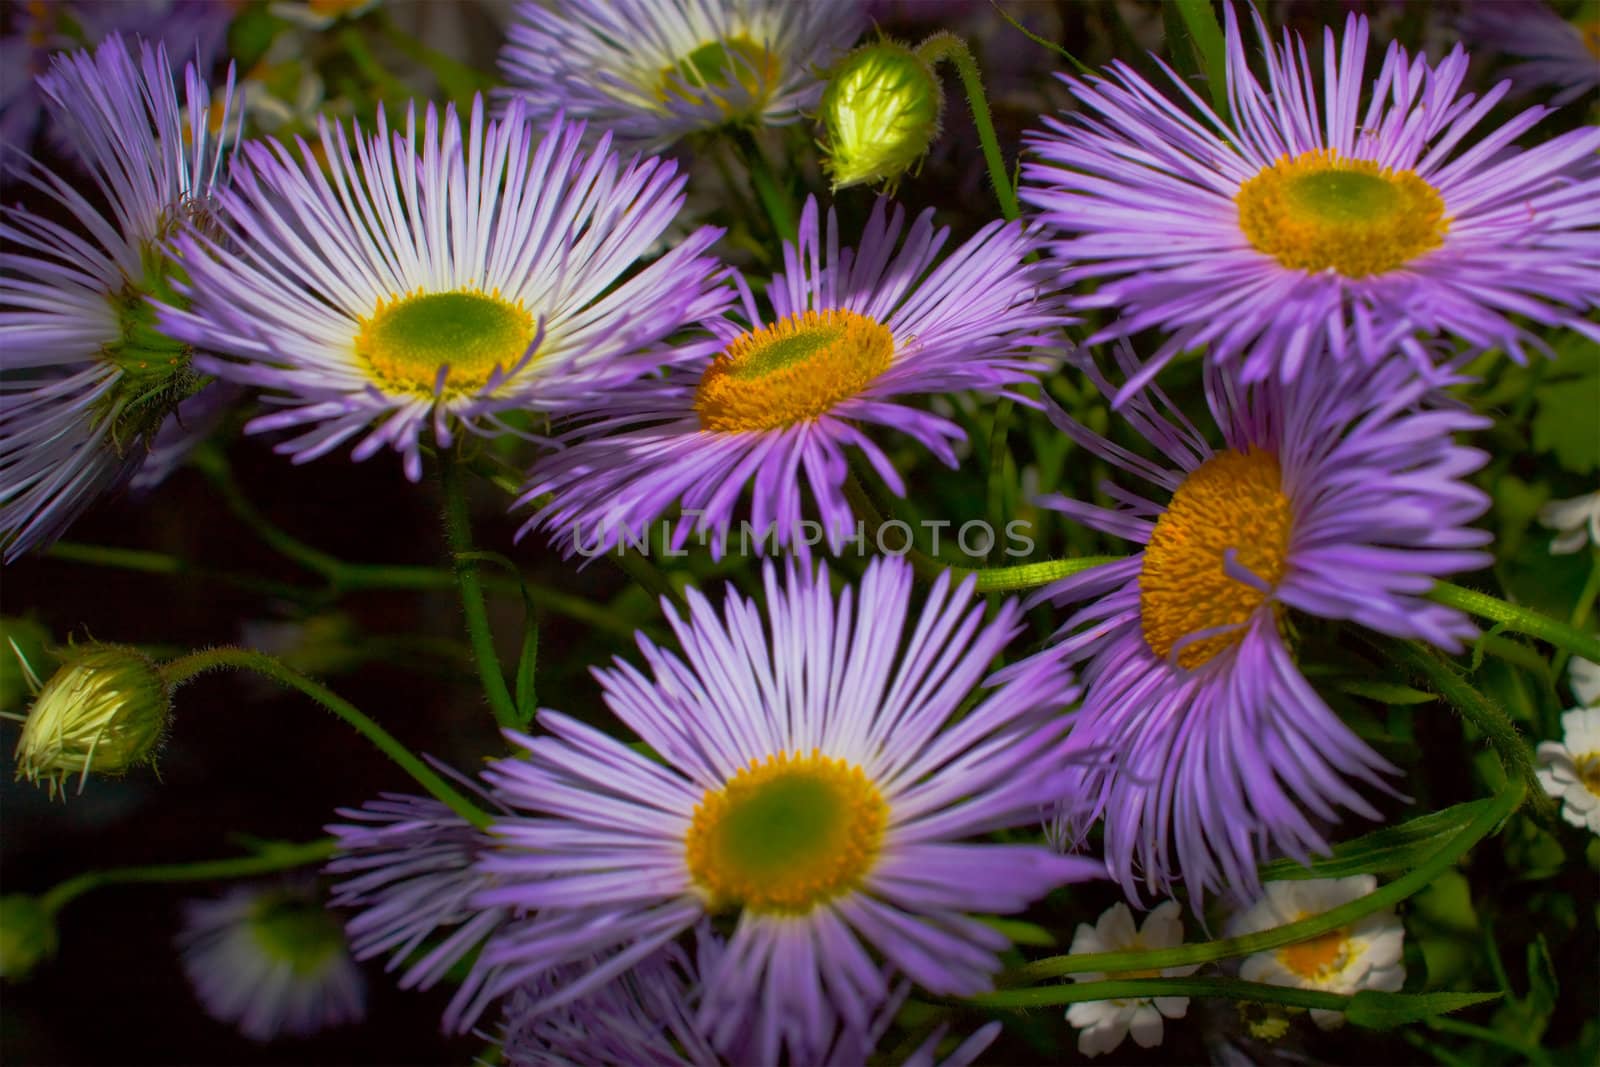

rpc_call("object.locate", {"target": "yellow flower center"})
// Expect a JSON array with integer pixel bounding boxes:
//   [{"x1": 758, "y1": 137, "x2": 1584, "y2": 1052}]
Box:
[
  {"x1": 694, "y1": 308, "x2": 894, "y2": 433},
  {"x1": 355, "y1": 289, "x2": 536, "y2": 397},
  {"x1": 1236, "y1": 149, "x2": 1449, "y2": 277},
  {"x1": 1139, "y1": 449, "x2": 1293, "y2": 670},
  {"x1": 685, "y1": 749, "x2": 888, "y2": 915},
  {"x1": 1582, "y1": 20, "x2": 1600, "y2": 61},
  {"x1": 656, "y1": 36, "x2": 780, "y2": 115},
  {"x1": 1277, "y1": 926, "x2": 1351, "y2": 980},
  {"x1": 1576, "y1": 752, "x2": 1600, "y2": 797}
]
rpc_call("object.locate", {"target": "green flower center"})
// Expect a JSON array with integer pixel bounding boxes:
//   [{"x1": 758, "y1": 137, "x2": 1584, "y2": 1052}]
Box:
[
  {"x1": 656, "y1": 36, "x2": 780, "y2": 115},
  {"x1": 249, "y1": 893, "x2": 345, "y2": 976},
  {"x1": 686, "y1": 750, "x2": 887, "y2": 914},
  {"x1": 355, "y1": 289, "x2": 537, "y2": 396}
]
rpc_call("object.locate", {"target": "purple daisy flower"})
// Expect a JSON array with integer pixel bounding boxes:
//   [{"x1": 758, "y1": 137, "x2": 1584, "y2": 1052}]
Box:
[
  {"x1": 493, "y1": 927, "x2": 1002, "y2": 1065},
  {"x1": 1461, "y1": 0, "x2": 1600, "y2": 108},
  {"x1": 1017, "y1": 350, "x2": 1492, "y2": 903},
  {"x1": 0, "y1": 35, "x2": 235, "y2": 561},
  {"x1": 0, "y1": 1, "x2": 233, "y2": 175},
  {"x1": 1021, "y1": 6, "x2": 1600, "y2": 396},
  {"x1": 178, "y1": 882, "x2": 366, "y2": 1043},
  {"x1": 499, "y1": 0, "x2": 865, "y2": 152},
  {"x1": 518, "y1": 195, "x2": 1066, "y2": 557},
  {"x1": 464, "y1": 557, "x2": 1096, "y2": 1062},
  {"x1": 325, "y1": 788, "x2": 508, "y2": 1024},
  {"x1": 159, "y1": 98, "x2": 726, "y2": 482}
]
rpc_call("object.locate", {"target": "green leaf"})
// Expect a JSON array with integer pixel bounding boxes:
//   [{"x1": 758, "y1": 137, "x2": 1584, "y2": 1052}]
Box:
[
  {"x1": 975, "y1": 916, "x2": 1057, "y2": 948},
  {"x1": 1170, "y1": 0, "x2": 1230, "y2": 118},
  {"x1": 1345, "y1": 990, "x2": 1501, "y2": 1030},
  {"x1": 513, "y1": 615, "x2": 539, "y2": 727},
  {"x1": 1258, "y1": 798, "x2": 1493, "y2": 882},
  {"x1": 1335, "y1": 679, "x2": 1437, "y2": 705},
  {"x1": 1532, "y1": 375, "x2": 1600, "y2": 473}
]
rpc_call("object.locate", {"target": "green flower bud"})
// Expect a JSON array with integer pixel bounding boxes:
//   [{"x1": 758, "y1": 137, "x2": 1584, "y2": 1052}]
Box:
[
  {"x1": 820, "y1": 42, "x2": 943, "y2": 192},
  {"x1": 1, "y1": 617, "x2": 56, "y2": 714},
  {"x1": 0, "y1": 896, "x2": 57, "y2": 981},
  {"x1": 13, "y1": 644, "x2": 170, "y2": 798}
]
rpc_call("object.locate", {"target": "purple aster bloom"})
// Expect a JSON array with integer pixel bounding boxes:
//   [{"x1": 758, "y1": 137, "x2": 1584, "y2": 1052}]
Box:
[
  {"x1": 178, "y1": 882, "x2": 366, "y2": 1042},
  {"x1": 159, "y1": 98, "x2": 726, "y2": 482},
  {"x1": 1021, "y1": 6, "x2": 1600, "y2": 397},
  {"x1": 325, "y1": 787, "x2": 508, "y2": 1024},
  {"x1": 518, "y1": 195, "x2": 1066, "y2": 557},
  {"x1": 493, "y1": 926, "x2": 1002, "y2": 1066},
  {"x1": 0, "y1": 1, "x2": 233, "y2": 176},
  {"x1": 494, "y1": 939, "x2": 721, "y2": 1066},
  {"x1": 499, "y1": 0, "x2": 865, "y2": 152},
  {"x1": 1461, "y1": 0, "x2": 1600, "y2": 107},
  {"x1": 464, "y1": 557, "x2": 1097, "y2": 1062},
  {"x1": 0, "y1": 35, "x2": 235, "y2": 561},
  {"x1": 1013, "y1": 349, "x2": 1492, "y2": 903}
]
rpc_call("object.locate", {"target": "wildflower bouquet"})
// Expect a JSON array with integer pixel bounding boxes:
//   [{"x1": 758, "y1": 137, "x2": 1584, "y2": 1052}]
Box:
[{"x1": 2, "y1": 1, "x2": 1596, "y2": 1064}]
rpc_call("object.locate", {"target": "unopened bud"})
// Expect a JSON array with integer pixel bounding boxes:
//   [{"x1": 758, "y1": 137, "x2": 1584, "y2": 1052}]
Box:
[
  {"x1": 14, "y1": 644, "x2": 170, "y2": 798},
  {"x1": 820, "y1": 42, "x2": 943, "y2": 192},
  {"x1": 0, "y1": 896, "x2": 56, "y2": 980}
]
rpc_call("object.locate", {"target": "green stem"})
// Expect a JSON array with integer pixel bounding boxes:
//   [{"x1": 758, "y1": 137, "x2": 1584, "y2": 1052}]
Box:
[
  {"x1": 958, "y1": 556, "x2": 1122, "y2": 594},
  {"x1": 194, "y1": 448, "x2": 346, "y2": 578},
  {"x1": 1007, "y1": 782, "x2": 1520, "y2": 984},
  {"x1": 915, "y1": 32, "x2": 1020, "y2": 221},
  {"x1": 43, "y1": 541, "x2": 314, "y2": 603},
  {"x1": 1430, "y1": 582, "x2": 1600, "y2": 662},
  {"x1": 41, "y1": 838, "x2": 336, "y2": 916},
  {"x1": 159, "y1": 648, "x2": 492, "y2": 830},
  {"x1": 969, "y1": 975, "x2": 1348, "y2": 1012},
  {"x1": 610, "y1": 549, "x2": 687, "y2": 612},
  {"x1": 439, "y1": 456, "x2": 521, "y2": 732},
  {"x1": 1392, "y1": 641, "x2": 1551, "y2": 818},
  {"x1": 732, "y1": 130, "x2": 797, "y2": 243}
]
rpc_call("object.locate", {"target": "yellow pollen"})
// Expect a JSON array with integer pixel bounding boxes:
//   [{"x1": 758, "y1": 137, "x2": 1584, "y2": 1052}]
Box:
[
  {"x1": 1577, "y1": 752, "x2": 1600, "y2": 797},
  {"x1": 685, "y1": 749, "x2": 888, "y2": 915},
  {"x1": 656, "y1": 36, "x2": 781, "y2": 116},
  {"x1": 1277, "y1": 926, "x2": 1350, "y2": 980},
  {"x1": 1139, "y1": 449, "x2": 1293, "y2": 670},
  {"x1": 354, "y1": 288, "x2": 536, "y2": 397},
  {"x1": 695, "y1": 308, "x2": 894, "y2": 433},
  {"x1": 1236, "y1": 149, "x2": 1448, "y2": 277}
]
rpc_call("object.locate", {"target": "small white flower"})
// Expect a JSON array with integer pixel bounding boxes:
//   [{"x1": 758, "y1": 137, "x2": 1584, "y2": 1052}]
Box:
[
  {"x1": 1570, "y1": 657, "x2": 1600, "y2": 709},
  {"x1": 1226, "y1": 876, "x2": 1405, "y2": 1030},
  {"x1": 1538, "y1": 489, "x2": 1600, "y2": 555},
  {"x1": 1064, "y1": 901, "x2": 1197, "y2": 1057},
  {"x1": 268, "y1": 0, "x2": 379, "y2": 30},
  {"x1": 1536, "y1": 705, "x2": 1600, "y2": 835}
]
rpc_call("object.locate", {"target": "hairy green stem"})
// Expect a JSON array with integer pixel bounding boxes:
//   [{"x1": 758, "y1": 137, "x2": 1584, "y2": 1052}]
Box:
[
  {"x1": 915, "y1": 32, "x2": 1020, "y2": 221},
  {"x1": 43, "y1": 541, "x2": 314, "y2": 602},
  {"x1": 439, "y1": 456, "x2": 521, "y2": 731},
  {"x1": 1430, "y1": 582, "x2": 1600, "y2": 662},
  {"x1": 1006, "y1": 782, "x2": 1520, "y2": 984},
  {"x1": 1393, "y1": 641, "x2": 1551, "y2": 817},
  {"x1": 159, "y1": 647, "x2": 492, "y2": 830},
  {"x1": 41, "y1": 838, "x2": 337, "y2": 916}
]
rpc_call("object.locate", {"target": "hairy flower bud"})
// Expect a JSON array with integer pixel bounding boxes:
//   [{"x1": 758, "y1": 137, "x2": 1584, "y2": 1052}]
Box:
[
  {"x1": 13, "y1": 644, "x2": 170, "y2": 798},
  {"x1": 819, "y1": 41, "x2": 943, "y2": 192},
  {"x1": 0, "y1": 896, "x2": 56, "y2": 980}
]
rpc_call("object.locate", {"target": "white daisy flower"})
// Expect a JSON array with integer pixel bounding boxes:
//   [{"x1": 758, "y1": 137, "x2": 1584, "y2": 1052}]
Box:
[
  {"x1": 1064, "y1": 901, "x2": 1197, "y2": 1057},
  {"x1": 1537, "y1": 702, "x2": 1600, "y2": 836},
  {"x1": 1538, "y1": 489, "x2": 1600, "y2": 555},
  {"x1": 1571, "y1": 657, "x2": 1600, "y2": 709},
  {"x1": 1226, "y1": 875, "x2": 1405, "y2": 1030}
]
